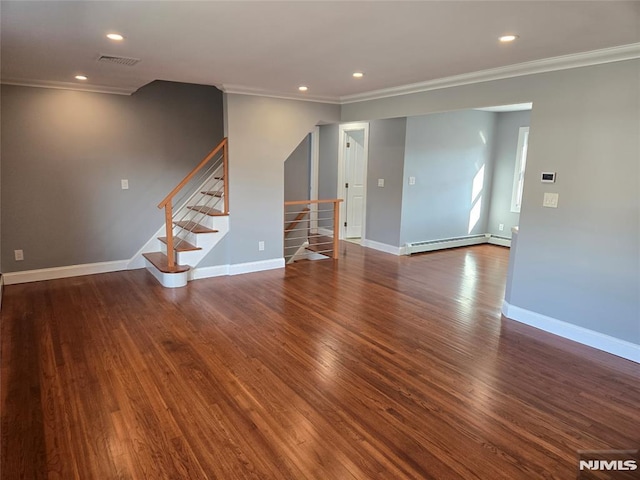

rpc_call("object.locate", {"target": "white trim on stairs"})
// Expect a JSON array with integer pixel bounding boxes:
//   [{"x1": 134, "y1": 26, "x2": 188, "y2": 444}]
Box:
[
  {"x1": 127, "y1": 223, "x2": 166, "y2": 270},
  {"x1": 144, "y1": 260, "x2": 188, "y2": 288},
  {"x1": 502, "y1": 301, "x2": 640, "y2": 364}
]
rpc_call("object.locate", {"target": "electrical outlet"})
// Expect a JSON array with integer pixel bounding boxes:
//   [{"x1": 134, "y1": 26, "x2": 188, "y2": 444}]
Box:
[
  {"x1": 14, "y1": 249, "x2": 24, "y2": 261},
  {"x1": 409, "y1": 176, "x2": 416, "y2": 185},
  {"x1": 258, "y1": 241, "x2": 265, "y2": 251},
  {"x1": 378, "y1": 178, "x2": 384, "y2": 187},
  {"x1": 121, "y1": 179, "x2": 129, "y2": 190},
  {"x1": 499, "y1": 224, "x2": 504, "y2": 231}
]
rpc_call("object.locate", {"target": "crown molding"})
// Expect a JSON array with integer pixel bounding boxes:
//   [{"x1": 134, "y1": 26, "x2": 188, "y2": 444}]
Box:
[
  {"x1": 3, "y1": 43, "x2": 638, "y2": 103},
  {"x1": 221, "y1": 84, "x2": 340, "y2": 104},
  {"x1": 0, "y1": 78, "x2": 138, "y2": 95},
  {"x1": 340, "y1": 43, "x2": 640, "y2": 104}
]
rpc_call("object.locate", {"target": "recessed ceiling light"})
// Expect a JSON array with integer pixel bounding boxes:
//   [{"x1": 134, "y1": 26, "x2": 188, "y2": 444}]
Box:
[
  {"x1": 298, "y1": 86, "x2": 308, "y2": 92},
  {"x1": 499, "y1": 34, "x2": 518, "y2": 43},
  {"x1": 353, "y1": 72, "x2": 364, "y2": 78},
  {"x1": 107, "y1": 33, "x2": 124, "y2": 41},
  {"x1": 75, "y1": 75, "x2": 88, "y2": 81}
]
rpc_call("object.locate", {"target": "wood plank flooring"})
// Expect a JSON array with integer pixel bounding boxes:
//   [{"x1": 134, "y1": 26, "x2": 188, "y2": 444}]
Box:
[{"x1": 2, "y1": 243, "x2": 638, "y2": 479}]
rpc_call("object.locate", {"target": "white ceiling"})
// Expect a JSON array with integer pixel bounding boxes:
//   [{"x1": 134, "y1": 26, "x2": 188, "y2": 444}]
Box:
[{"x1": 2, "y1": 1, "x2": 639, "y2": 102}]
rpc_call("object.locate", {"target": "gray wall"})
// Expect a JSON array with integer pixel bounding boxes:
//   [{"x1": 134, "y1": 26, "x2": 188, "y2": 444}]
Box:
[
  {"x1": 1, "y1": 81, "x2": 224, "y2": 272},
  {"x1": 284, "y1": 135, "x2": 310, "y2": 202},
  {"x1": 365, "y1": 118, "x2": 406, "y2": 247},
  {"x1": 224, "y1": 94, "x2": 340, "y2": 265},
  {"x1": 318, "y1": 124, "x2": 339, "y2": 200},
  {"x1": 342, "y1": 59, "x2": 639, "y2": 345},
  {"x1": 400, "y1": 110, "x2": 496, "y2": 245},
  {"x1": 486, "y1": 110, "x2": 531, "y2": 238},
  {"x1": 283, "y1": 135, "x2": 311, "y2": 260}
]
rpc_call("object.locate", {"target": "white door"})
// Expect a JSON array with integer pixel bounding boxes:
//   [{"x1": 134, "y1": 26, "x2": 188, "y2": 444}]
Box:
[{"x1": 345, "y1": 130, "x2": 366, "y2": 238}]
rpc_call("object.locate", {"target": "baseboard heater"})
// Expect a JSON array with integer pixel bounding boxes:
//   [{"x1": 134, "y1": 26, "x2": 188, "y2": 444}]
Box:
[
  {"x1": 406, "y1": 234, "x2": 489, "y2": 255},
  {"x1": 488, "y1": 235, "x2": 511, "y2": 247}
]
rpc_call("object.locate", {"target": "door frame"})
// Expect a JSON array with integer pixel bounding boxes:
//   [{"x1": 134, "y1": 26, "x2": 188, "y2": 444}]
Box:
[
  {"x1": 337, "y1": 122, "x2": 369, "y2": 241},
  {"x1": 310, "y1": 126, "x2": 320, "y2": 233}
]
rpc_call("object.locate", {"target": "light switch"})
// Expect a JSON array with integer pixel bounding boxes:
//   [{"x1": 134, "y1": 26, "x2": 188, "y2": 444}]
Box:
[
  {"x1": 121, "y1": 179, "x2": 129, "y2": 190},
  {"x1": 409, "y1": 176, "x2": 416, "y2": 185},
  {"x1": 378, "y1": 178, "x2": 385, "y2": 187},
  {"x1": 543, "y1": 192, "x2": 559, "y2": 208}
]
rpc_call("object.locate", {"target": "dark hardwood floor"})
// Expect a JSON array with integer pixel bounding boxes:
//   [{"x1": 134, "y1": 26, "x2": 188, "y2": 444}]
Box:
[{"x1": 2, "y1": 243, "x2": 638, "y2": 479}]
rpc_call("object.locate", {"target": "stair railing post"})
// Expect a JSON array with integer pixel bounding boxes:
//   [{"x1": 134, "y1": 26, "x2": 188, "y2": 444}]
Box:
[
  {"x1": 332, "y1": 200, "x2": 340, "y2": 260},
  {"x1": 223, "y1": 139, "x2": 229, "y2": 215},
  {"x1": 165, "y1": 203, "x2": 175, "y2": 269}
]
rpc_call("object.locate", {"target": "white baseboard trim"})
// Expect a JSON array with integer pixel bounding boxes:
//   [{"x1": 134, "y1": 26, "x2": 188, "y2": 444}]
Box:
[
  {"x1": 317, "y1": 227, "x2": 334, "y2": 237},
  {"x1": 189, "y1": 264, "x2": 229, "y2": 280},
  {"x1": 192, "y1": 258, "x2": 285, "y2": 280},
  {"x1": 229, "y1": 258, "x2": 285, "y2": 276},
  {"x1": 361, "y1": 238, "x2": 405, "y2": 256},
  {"x1": 3, "y1": 257, "x2": 285, "y2": 286},
  {"x1": 3, "y1": 260, "x2": 129, "y2": 285},
  {"x1": 502, "y1": 301, "x2": 640, "y2": 364}
]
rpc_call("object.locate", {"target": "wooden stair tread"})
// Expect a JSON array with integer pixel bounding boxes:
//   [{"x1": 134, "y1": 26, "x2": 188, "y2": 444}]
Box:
[
  {"x1": 158, "y1": 237, "x2": 201, "y2": 252},
  {"x1": 201, "y1": 190, "x2": 224, "y2": 197},
  {"x1": 187, "y1": 205, "x2": 228, "y2": 216},
  {"x1": 143, "y1": 252, "x2": 190, "y2": 273},
  {"x1": 306, "y1": 235, "x2": 334, "y2": 254},
  {"x1": 173, "y1": 221, "x2": 218, "y2": 234}
]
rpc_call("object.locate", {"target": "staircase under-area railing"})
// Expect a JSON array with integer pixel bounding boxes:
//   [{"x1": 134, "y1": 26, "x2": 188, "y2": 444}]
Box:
[
  {"x1": 284, "y1": 199, "x2": 343, "y2": 263},
  {"x1": 142, "y1": 137, "x2": 229, "y2": 287}
]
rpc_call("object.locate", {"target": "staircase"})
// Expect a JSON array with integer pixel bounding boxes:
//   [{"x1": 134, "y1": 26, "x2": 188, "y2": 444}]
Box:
[
  {"x1": 141, "y1": 138, "x2": 229, "y2": 288},
  {"x1": 283, "y1": 199, "x2": 342, "y2": 264}
]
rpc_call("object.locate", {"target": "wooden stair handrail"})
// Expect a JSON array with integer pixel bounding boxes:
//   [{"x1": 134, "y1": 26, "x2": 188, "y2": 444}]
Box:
[
  {"x1": 284, "y1": 199, "x2": 342, "y2": 206},
  {"x1": 158, "y1": 137, "x2": 228, "y2": 209}
]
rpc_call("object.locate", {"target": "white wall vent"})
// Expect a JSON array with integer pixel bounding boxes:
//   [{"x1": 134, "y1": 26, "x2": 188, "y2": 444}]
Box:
[{"x1": 97, "y1": 55, "x2": 141, "y2": 66}]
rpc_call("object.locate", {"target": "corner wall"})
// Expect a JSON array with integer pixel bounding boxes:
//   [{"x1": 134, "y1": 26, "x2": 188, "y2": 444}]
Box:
[{"x1": 223, "y1": 94, "x2": 340, "y2": 265}]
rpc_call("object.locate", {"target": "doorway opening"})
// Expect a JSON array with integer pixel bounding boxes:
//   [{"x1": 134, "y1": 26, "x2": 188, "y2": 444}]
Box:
[{"x1": 337, "y1": 122, "x2": 369, "y2": 244}]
